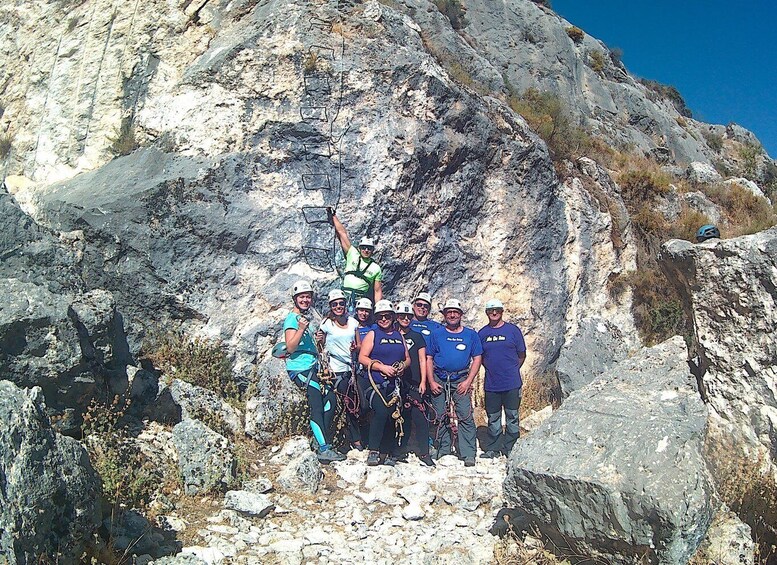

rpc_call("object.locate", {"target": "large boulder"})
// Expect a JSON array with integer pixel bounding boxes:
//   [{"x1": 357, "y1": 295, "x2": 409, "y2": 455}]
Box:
[
  {"x1": 172, "y1": 419, "x2": 236, "y2": 495},
  {"x1": 504, "y1": 337, "x2": 714, "y2": 564},
  {"x1": 659, "y1": 229, "x2": 777, "y2": 472},
  {"x1": 555, "y1": 316, "x2": 629, "y2": 397},
  {"x1": 0, "y1": 381, "x2": 101, "y2": 563}
]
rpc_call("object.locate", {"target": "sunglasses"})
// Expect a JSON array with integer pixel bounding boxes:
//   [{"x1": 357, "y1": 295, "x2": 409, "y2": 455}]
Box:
[
  {"x1": 359, "y1": 246, "x2": 375, "y2": 252},
  {"x1": 397, "y1": 313, "x2": 412, "y2": 319},
  {"x1": 486, "y1": 308, "x2": 503, "y2": 314},
  {"x1": 330, "y1": 300, "x2": 346, "y2": 307},
  {"x1": 413, "y1": 302, "x2": 430, "y2": 309},
  {"x1": 375, "y1": 313, "x2": 394, "y2": 320}
]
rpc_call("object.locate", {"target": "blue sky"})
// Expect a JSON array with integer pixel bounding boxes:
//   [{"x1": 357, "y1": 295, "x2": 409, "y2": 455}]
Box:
[{"x1": 550, "y1": 0, "x2": 777, "y2": 158}]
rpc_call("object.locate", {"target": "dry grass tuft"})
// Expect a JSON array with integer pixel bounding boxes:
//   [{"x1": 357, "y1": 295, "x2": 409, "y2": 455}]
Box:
[{"x1": 520, "y1": 371, "x2": 561, "y2": 419}]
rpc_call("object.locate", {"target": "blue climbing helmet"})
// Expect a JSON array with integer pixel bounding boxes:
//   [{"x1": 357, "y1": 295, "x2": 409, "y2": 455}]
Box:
[{"x1": 695, "y1": 224, "x2": 720, "y2": 242}]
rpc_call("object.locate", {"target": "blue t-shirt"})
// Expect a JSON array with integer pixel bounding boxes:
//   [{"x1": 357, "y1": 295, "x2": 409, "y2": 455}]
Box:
[
  {"x1": 368, "y1": 327, "x2": 407, "y2": 385},
  {"x1": 478, "y1": 322, "x2": 526, "y2": 393},
  {"x1": 356, "y1": 323, "x2": 376, "y2": 342},
  {"x1": 283, "y1": 312, "x2": 317, "y2": 372},
  {"x1": 410, "y1": 318, "x2": 443, "y2": 340},
  {"x1": 427, "y1": 326, "x2": 483, "y2": 377}
]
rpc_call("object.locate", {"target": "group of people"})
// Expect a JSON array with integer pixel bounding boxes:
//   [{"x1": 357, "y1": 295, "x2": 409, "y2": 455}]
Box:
[{"x1": 281, "y1": 212, "x2": 527, "y2": 467}]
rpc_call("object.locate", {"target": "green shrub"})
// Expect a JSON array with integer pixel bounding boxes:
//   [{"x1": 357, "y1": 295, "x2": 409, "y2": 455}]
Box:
[
  {"x1": 82, "y1": 396, "x2": 165, "y2": 510},
  {"x1": 143, "y1": 330, "x2": 239, "y2": 403},
  {"x1": 737, "y1": 142, "x2": 762, "y2": 179},
  {"x1": 617, "y1": 168, "x2": 671, "y2": 204},
  {"x1": 702, "y1": 181, "x2": 776, "y2": 237},
  {"x1": 565, "y1": 26, "x2": 584, "y2": 43},
  {"x1": 109, "y1": 118, "x2": 138, "y2": 156},
  {"x1": 589, "y1": 50, "x2": 605, "y2": 74},
  {"x1": 434, "y1": 0, "x2": 466, "y2": 30},
  {"x1": 625, "y1": 268, "x2": 687, "y2": 345},
  {"x1": 669, "y1": 207, "x2": 711, "y2": 242},
  {"x1": 639, "y1": 78, "x2": 692, "y2": 118},
  {"x1": 508, "y1": 87, "x2": 591, "y2": 161},
  {"x1": 702, "y1": 130, "x2": 724, "y2": 153}
]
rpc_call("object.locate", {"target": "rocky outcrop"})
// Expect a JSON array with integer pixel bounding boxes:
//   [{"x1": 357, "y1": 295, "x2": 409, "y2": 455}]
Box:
[
  {"x1": 504, "y1": 337, "x2": 714, "y2": 564},
  {"x1": 555, "y1": 316, "x2": 629, "y2": 397},
  {"x1": 172, "y1": 419, "x2": 236, "y2": 495},
  {"x1": 659, "y1": 228, "x2": 777, "y2": 473},
  {"x1": 0, "y1": 381, "x2": 101, "y2": 563}
]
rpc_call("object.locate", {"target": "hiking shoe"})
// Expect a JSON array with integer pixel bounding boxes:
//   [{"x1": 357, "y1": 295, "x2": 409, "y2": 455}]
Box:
[
  {"x1": 464, "y1": 457, "x2": 476, "y2": 467},
  {"x1": 366, "y1": 451, "x2": 380, "y2": 466},
  {"x1": 351, "y1": 441, "x2": 365, "y2": 452},
  {"x1": 419, "y1": 454, "x2": 436, "y2": 467},
  {"x1": 317, "y1": 448, "x2": 346, "y2": 464},
  {"x1": 383, "y1": 456, "x2": 397, "y2": 467},
  {"x1": 480, "y1": 450, "x2": 500, "y2": 459}
]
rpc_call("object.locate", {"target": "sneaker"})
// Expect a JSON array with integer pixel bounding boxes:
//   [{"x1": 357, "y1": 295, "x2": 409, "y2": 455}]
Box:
[
  {"x1": 351, "y1": 441, "x2": 365, "y2": 452},
  {"x1": 464, "y1": 457, "x2": 475, "y2": 467},
  {"x1": 366, "y1": 451, "x2": 380, "y2": 466},
  {"x1": 317, "y1": 448, "x2": 346, "y2": 464},
  {"x1": 480, "y1": 450, "x2": 500, "y2": 459},
  {"x1": 419, "y1": 455, "x2": 436, "y2": 467},
  {"x1": 383, "y1": 456, "x2": 397, "y2": 467}
]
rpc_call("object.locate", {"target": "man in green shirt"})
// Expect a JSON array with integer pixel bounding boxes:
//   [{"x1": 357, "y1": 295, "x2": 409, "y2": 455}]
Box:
[{"x1": 329, "y1": 209, "x2": 383, "y2": 309}]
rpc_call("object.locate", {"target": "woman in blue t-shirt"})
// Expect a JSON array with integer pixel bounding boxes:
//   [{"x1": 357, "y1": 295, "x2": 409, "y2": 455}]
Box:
[
  {"x1": 358, "y1": 300, "x2": 410, "y2": 466},
  {"x1": 284, "y1": 280, "x2": 345, "y2": 464}
]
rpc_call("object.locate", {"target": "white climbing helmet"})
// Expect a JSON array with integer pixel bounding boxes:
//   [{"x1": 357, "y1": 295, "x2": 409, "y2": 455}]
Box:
[
  {"x1": 328, "y1": 289, "x2": 346, "y2": 303},
  {"x1": 413, "y1": 292, "x2": 432, "y2": 305},
  {"x1": 358, "y1": 236, "x2": 376, "y2": 248},
  {"x1": 292, "y1": 280, "x2": 313, "y2": 298},
  {"x1": 374, "y1": 299, "x2": 394, "y2": 314},
  {"x1": 355, "y1": 298, "x2": 373, "y2": 310},
  {"x1": 395, "y1": 301, "x2": 413, "y2": 315},
  {"x1": 485, "y1": 298, "x2": 504, "y2": 310},
  {"x1": 441, "y1": 298, "x2": 463, "y2": 313}
]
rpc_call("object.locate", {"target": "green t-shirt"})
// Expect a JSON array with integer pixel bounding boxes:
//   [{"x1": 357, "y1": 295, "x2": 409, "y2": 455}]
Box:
[
  {"x1": 342, "y1": 246, "x2": 383, "y2": 293},
  {"x1": 283, "y1": 312, "x2": 317, "y2": 372}
]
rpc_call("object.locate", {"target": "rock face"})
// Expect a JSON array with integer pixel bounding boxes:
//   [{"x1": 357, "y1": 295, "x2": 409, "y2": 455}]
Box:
[
  {"x1": 504, "y1": 337, "x2": 714, "y2": 564},
  {"x1": 0, "y1": 381, "x2": 101, "y2": 563},
  {"x1": 0, "y1": 0, "x2": 643, "y2": 396},
  {"x1": 660, "y1": 228, "x2": 777, "y2": 473}
]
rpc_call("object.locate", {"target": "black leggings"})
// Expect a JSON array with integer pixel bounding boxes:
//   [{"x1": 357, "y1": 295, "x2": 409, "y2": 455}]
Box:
[
  {"x1": 367, "y1": 381, "x2": 401, "y2": 453},
  {"x1": 396, "y1": 386, "x2": 430, "y2": 457}
]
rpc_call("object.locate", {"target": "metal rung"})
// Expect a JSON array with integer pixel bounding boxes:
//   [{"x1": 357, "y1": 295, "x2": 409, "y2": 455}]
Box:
[
  {"x1": 302, "y1": 246, "x2": 334, "y2": 272},
  {"x1": 309, "y1": 45, "x2": 336, "y2": 61},
  {"x1": 302, "y1": 206, "x2": 332, "y2": 224},
  {"x1": 302, "y1": 174, "x2": 332, "y2": 191},
  {"x1": 303, "y1": 142, "x2": 332, "y2": 159},
  {"x1": 304, "y1": 74, "x2": 331, "y2": 95},
  {"x1": 308, "y1": 16, "x2": 332, "y2": 31},
  {"x1": 300, "y1": 106, "x2": 329, "y2": 121}
]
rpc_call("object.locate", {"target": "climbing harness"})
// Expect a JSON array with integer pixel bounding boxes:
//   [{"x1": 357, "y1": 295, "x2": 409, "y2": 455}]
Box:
[{"x1": 367, "y1": 360, "x2": 406, "y2": 445}]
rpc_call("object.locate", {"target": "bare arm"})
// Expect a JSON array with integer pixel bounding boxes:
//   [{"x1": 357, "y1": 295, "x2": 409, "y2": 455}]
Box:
[
  {"x1": 458, "y1": 354, "x2": 482, "y2": 395},
  {"x1": 330, "y1": 210, "x2": 352, "y2": 254},
  {"x1": 373, "y1": 280, "x2": 383, "y2": 302},
  {"x1": 418, "y1": 347, "x2": 428, "y2": 393},
  {"x1": 518, "y1": 351, "x2": 527, "y2": 368},
  {"x1": 284, "y1": 315, "x2": 311, "y2": 354}
]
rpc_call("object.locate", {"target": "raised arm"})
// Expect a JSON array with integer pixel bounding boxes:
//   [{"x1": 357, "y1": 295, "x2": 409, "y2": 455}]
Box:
[{"x1": 330, "y1": 209, "x2": 352, "y2": 254}]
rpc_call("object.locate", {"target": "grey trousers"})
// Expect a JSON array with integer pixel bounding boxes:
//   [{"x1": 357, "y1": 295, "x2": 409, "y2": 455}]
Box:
[
  {"x1": 483, "y1": 387, "x2": 522, "y2": 455},
  {"x1": 430, "y1": 376, "x2": 476, "y2": 459}
]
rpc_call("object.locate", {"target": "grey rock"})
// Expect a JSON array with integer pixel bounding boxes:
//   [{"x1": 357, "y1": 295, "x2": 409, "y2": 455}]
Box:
[
  {"x1": 172, "y1": 419, "x2": 236, "y2": 495},
  {"x1": 277, "y1": 450, "x2": 323, "y2": 494},
  {"x1": 504, "y1": 337, "x2": 714, "y2": 564},
  {"x1": 167, "y1": 379, "x2": 243, "y2": 436},
  {"x1": 223, "y1": 490, "x2": 274, "y2": 517},
  {"x1": 687, "y1": 161, "x2": 723, "y2": 184},
  {"x1": 520, "y1": 404, "x2": 552, "y2": 433},
  {"x1": 723, "y1": 177, "x2": 768, "y2": 201},
  {"x1": 243, "y1": 477, "x2": 273, "y2": 494},
  {"x1": 659, "y1": 228, "x2": 777, "y2": 476},
  {"x1": 105, "y1": 510, "x2": 160, "y2": 557},
  {"x1": 152, "y1": 555, "x2": 208, "y2": 565},
  {"x1": 0, "y1": 381, "x2": 101, "y2": 563},
  {"x1": 694, "y1": 507, "x2": 755, "y2": 565},
  {"x1": 245, "y1": 362, "x2": 308, "y2": 444},
  {"x1": 556, "y1": 317, "x2": 629, "y2": 397},
  {"x1": 682, "y1": 191, "x2": 723, "y2": 225}
]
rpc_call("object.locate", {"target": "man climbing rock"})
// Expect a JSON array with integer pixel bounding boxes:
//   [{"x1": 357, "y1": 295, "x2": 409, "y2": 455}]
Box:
[
  {"x1": 329, "y1": 208, "x2": 383, "y2": 310},
  {"x1": 425, "y1": 299, "x2": 482, "y2": 467},
  {"x1": 477, "y1": 299, "x2": 526, "y2": 459}
]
